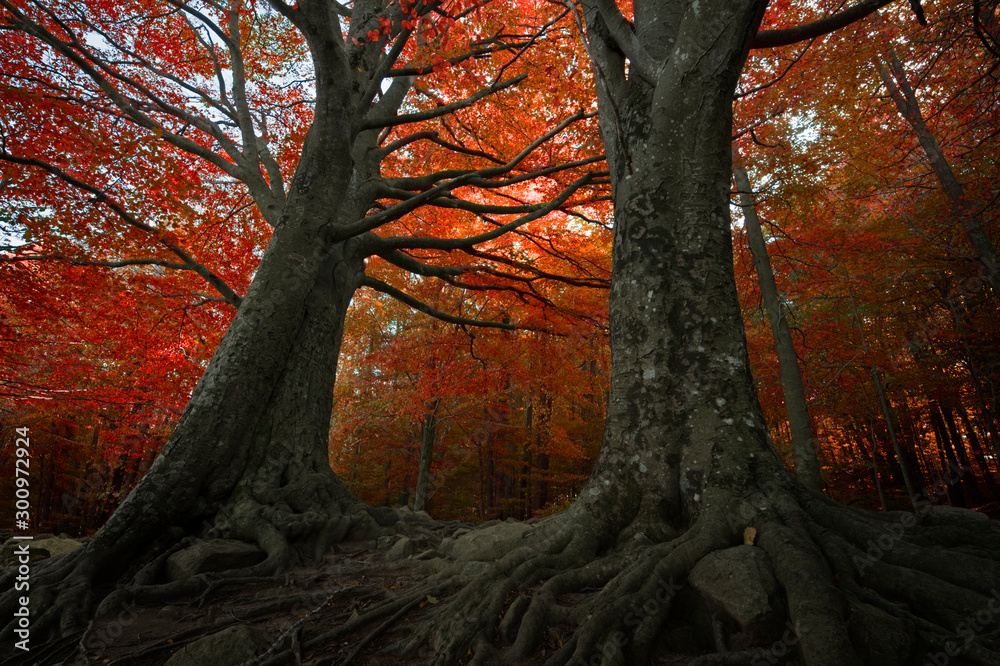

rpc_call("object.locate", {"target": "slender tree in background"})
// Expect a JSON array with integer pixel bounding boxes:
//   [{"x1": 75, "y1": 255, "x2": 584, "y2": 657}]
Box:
[
  {"x1": 413, "y1": 398, "x2": 440, "y2": 513},
  {"x1": 877, "y1": 51, "x2": 1000, "y2": 295},
  {"x1": 733, "y1": 157, "x2": 823, "y2": 491}
]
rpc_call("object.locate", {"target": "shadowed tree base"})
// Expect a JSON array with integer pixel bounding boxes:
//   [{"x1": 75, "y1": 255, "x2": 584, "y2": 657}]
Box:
[
  {"x1": 393, "y1": 466, "x2": 1000, "y2": 666},
  {"x1": 5, "y1": 470, "x2": 999, "y2": 666}
]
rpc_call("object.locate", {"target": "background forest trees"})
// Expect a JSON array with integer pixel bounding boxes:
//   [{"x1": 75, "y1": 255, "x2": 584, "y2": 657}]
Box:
[
  {"x1": 0, "y1": 0, "x2": 997, "y2": 531},
  {"x1": 732, "y1": 0, "x2": 1000, "y2": 510}
]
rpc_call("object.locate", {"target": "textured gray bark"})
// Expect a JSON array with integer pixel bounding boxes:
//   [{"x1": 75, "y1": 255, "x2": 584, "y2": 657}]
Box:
[
  {"x1": 409, "y1": 3, "x2": 860, "y2": 663},
  {"x1": 82, "y1": 155, "x2": 366, "y2": 581},
  {"x1": 572, "y1": 0, "x2": 784, "y2": 534},
  {"x1": 733, "y1": 160, "x2": 824, "y2": 491},
  {"x1": 561, "y1": 12, "x2": 868, "y2": 658},
  {"x1": 2, "y1": 0, "x2": 414, "y2": 638},
  {"x1": 53, "y1": 19, "x2": 397, "y2": 579}
]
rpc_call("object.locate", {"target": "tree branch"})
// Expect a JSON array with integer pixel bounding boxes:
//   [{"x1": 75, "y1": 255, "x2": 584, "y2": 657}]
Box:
[
  {"x1": 0, "y1": 0, "x2": 274, "y2": 202},
  {"x1": 374, "y1": 129, "x2": 507, "y2": 164},
  {"x1": 381, "y1": 155, "x2": 603, "y2": 194},
  {"x1": 339, "y1": 112, "x2": 594, "y2": 237},
  {"x1": 375, "y1": 249, "x2": 467, "y2": 277},
  {"x1": 361, "y1": 276, "x2": 517, "y2": 330},
  {"x1": 458, "y1": 247, "x2": 610, "y2": 288},
  {"x1": 359, "y1": 27, "x2": 413, "y2": 114},
  {"x1": 751, "y1": 0, "x2": 899, "y2": 49},
  {"x1": 376, "y1": 189, "x2": 545, "y2": 215},
  {"x1": 362, "y1": 74, "x2": 527, "y2": 129},
  {"x1": 492, "y1": 8, "x2": 571, "y2": 85},
  {"x1": 0, "y1": 152, "x2": 243, "y2": 308},
  {"x1": 386, "y1": 38, "x2": 522, "y2": 77},
  {"x1": 375, "y1": 130, "x2": 439, "y2": 159},
  {"x1": 974, "y1": 0, "x2": 1000, "y2": 59},
  {"x1": 585, "y1": 0, "x2": 658, "y2": 84},
  {"x1": 0, "y1": 253, "x2": 189, "y2": 270},
  {"x1": 736, "y1": 37, "x2": 818, "y2": 98},
  {"x1": 379, "y1": 172, "x2": 596, "y2": 250}
]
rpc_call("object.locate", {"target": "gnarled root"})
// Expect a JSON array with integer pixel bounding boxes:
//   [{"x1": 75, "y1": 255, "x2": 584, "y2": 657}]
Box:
[
  {"x1": 391, "y1": 478, "x2": 1000, "y2": 666},
  {"x1": 0, "y1": 471, "x2": 396, "y2": 649},
  {"x1": 395, "y1": 499, "x2": 735, "y2": 666}
]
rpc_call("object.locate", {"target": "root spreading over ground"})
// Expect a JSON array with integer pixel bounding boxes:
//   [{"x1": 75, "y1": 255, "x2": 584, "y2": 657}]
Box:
[{"x1": 5, "y1": 470, "x2": 1000, "y2": 666}]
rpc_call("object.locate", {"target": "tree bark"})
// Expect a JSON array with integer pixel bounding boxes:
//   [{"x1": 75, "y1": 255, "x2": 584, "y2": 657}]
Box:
[
  {"x1": 5, "y1": 6, "x2": 400, "y2": 631},
  {"x1": 402, "y1": 4, "x2": 1000, "y2": 666},
  {"x1": 733, "y1": 159, "x2": 824, "y2": 491},
  {"x1": 568, "y1": 0, "x2": 778, "y2": 536},
  {"x1": 413, "y1": 400, "x2": 440, "y2": 513},
  {"x1": 78, "y1": 182, "x2": 368, "y2": 580},
  {"x1": 878, "y1": 52, "x2": 1000, "y2": 296}
]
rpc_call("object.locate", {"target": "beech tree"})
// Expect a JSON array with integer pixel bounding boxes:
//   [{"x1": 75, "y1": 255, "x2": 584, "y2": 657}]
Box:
[
  {"x1": 0, "y1": 0, "x2": 603, "y2": 639},
  {"x1": 386, "y1": 1, "x2": 1000, "y2": 664},
  {"x1": 877, "y1": 51, "x2": 1000, "y2": 295}
]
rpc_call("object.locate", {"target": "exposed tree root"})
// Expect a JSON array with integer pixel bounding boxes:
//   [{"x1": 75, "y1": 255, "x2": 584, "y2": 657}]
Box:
[
  {"x1": 0, "y1": 459, "x2": 412, "y2": 648},
  {"x1": 217, "y1": 472, "x2": 393, "y2": 576},
  {"x1": 1, "y1": 545, "x2": 95, "y2": 642},
  {"x1": 98, "y1": 613, "x2": 243, "y2": 666},
  {"x1": 8, "y1": 461, "x2": 1000, "y2": 666},
  {"x1": 685, "y1": 652, "x2": 756, "y2": 666},
  {"x1": 0, "y1": 631, "x2": 81, "y2": 666},
  {"x1": 92, "y1": 583, "x2": 381, "y2": 666},
  {"x1": 250, "y1": 584, "x2": 451, "y2": 666},
  {"x1": 375, "y1": 476, "x2": 1000, "y2": 666},
  {"x1": 337, "y1": 592, "x2": 431, "y2": 666}
]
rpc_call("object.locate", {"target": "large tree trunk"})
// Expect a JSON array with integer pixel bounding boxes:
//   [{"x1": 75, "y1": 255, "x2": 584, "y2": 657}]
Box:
[
  {"x1": 569, "y1": 0, "x2": 777, "y2": 539},
  {"x1": 10, "y1": 223, "x2": 390, "y2": 640},
  {"x1": 402, "y1": 2, "x2": 1000, "y2": 665},
  {"x1": 215, "y1": 237, "x2": 393, "y2": 564},
  {"x1": 2, "y1": 42, "x2": 399, "y2": 635}
]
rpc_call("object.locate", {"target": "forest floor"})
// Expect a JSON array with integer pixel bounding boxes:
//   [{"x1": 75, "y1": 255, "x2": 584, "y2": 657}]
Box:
[{"x1": 0, "y1": 519, "x2": 757, "y2": 666}]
